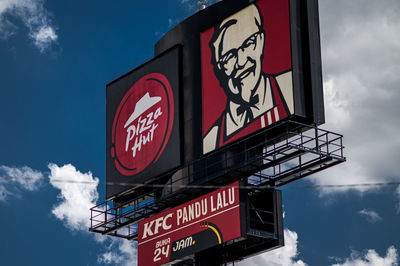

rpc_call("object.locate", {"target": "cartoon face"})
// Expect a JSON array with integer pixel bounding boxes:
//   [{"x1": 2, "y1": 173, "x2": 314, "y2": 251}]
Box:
[
  {"x1": 211, "y1": 4, "x2": 265, "y2": 103},
  {"x1": 202, "y1": 0, "x2": 294, "y2": 154}
]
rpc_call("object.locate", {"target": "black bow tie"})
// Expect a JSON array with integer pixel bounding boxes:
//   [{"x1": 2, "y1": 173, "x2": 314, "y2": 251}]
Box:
[{"x1": 236, "y1": 94, "x2": 259, "y2": 121}]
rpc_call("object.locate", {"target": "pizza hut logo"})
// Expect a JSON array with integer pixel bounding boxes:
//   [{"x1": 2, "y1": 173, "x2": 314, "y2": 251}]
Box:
[{"x1": 111, "y1": 73, "x2": 174, "y2": 176}]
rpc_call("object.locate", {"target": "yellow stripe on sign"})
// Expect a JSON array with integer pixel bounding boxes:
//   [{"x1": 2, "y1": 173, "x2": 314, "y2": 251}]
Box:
[{"x1": 201, "y1": 224, "x2": 222, "y2": 244}]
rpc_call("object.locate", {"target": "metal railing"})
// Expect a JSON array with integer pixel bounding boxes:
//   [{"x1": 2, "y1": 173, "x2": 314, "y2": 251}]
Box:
[{"x1": 90, "y1": 120, "x2": 345, "y2": 239}]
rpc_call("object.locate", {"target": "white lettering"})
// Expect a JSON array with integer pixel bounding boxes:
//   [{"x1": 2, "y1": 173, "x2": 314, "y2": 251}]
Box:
[
  {"x1": 202, "y1": 199, "x2": 207, "y2": 215},
  {"x1": 149, "y1": 122, "x2": 158, "y2": 140},
  {"x1": 142, "y1": 214, "x2": 173, "y2": 240},
  {"x1": 217, "y1": 192, "x2": 223, "y2": 209},
  {"x1": 156, "y1": 238, "x2": 170, "y2": 248},
  {"x1": 209, "y1": 188, "x2": 236, "y2": 213},
  {"x1": 188, "y1": 204, "x2": 194, "y2": 221},
  {"x1": 222, "y1": 191, "x2": 228, "y2": 207},
  {"x1": 163, "y1": 213, "x2": 173, "y2": 230},
  {"x1": 131, "y1": 134, "x2": 142, "y2": 157},
  {"x1": 177, "y1": 209, "x2": 182, "y2": 226},
  {"x1": 154, "y1": 107, "x2": 162, "y2": 119},
  {"x1": 138, "y1": 116, "x2": 151, "y2": 134},
  {"x1": 185, "y1": 236, "x2": 193, "y2": 248},
  {"x1": 228, "y1": 187, "x2": 235, "y2": 204},
  {"x1": 124, "y1": 106, "x2": 162, "y2": 159},
  {"x1": 154, "y1": 217, "x2": 164, "y2": 235},
  {"x1": 195, "y1": 202, "x2": 201, "y2": 218},
  {"x1": 172, "y1": 236, "x2": 194, "y2": 252},
  {"x1": 142, "y1": 220, "x2": 155, "y2": 239},
  {"x1": 125, "y1": 125, "x2": 136, "y2": 152},
  {"x1": 153, "y1": 245, "x2": 169, "y2": 262},
  {"x1": 131, "y1": 123, "x2": 158, "y2": 158},
  {"x1": 142, "y1": 130, "x2": 151, "y2": 145},
  {"x1": 211, "y1": 196, "x2": 216, "y2": 212},
  {"x1": 176, "y1": 200, "x2": 208, "y2": 226},
  {"x1": 154, "y1": 248, "x2": 161, "y2": 262},
  {"x1": 182, "y1": 207, "x2": 188, "y2": 224},
  {"x1": 161, "y1": 245, "x2": 169, "y2": 259},
  {"x1": 147, "y1": 111, "x2": 155, "y2": 126}
]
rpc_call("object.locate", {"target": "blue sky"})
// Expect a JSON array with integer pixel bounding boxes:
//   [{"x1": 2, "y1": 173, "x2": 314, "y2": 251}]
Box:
[{"x1": 1, "y1": 0, "x2": 400, "y2": 265}]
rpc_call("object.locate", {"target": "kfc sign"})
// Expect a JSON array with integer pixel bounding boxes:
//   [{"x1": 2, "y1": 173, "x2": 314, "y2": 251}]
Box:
[
  {"x1": 138, "y1": 182, "x2": 242, "y2": 265},
  {"x1": 111, "y1": 73, "x2": 174, "y2": 176},
  {"x1": 202, "y1": 1, "x2": 295, "y2": 154}
]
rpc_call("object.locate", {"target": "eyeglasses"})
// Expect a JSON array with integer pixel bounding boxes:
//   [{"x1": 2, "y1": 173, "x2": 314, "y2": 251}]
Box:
[{"x1": 218, "y1": 31, "x2": 263, "y2": 71}]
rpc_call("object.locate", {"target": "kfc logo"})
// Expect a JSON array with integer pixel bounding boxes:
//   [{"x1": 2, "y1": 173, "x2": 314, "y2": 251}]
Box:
[
  {"x1": 111, "y1": 73, "x2": 174, "y2": 176},
  {"x1": 202, "y1": 2, "x2": 295, "y2": 154}
]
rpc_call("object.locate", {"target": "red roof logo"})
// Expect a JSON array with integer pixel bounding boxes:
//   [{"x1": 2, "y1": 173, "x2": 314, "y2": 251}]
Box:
[{"x1": 111, "y1": 73, "x2": 174, "y2": 176}]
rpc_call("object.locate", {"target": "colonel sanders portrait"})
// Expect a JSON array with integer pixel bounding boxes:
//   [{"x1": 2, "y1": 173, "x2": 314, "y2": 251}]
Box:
[{"x1": 203, "y1": 3, "x2": 294, "y2": 154}]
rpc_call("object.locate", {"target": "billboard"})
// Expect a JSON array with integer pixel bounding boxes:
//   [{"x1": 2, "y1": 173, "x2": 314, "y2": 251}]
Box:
[
  {"x1": 99, "y1": 0, "x2": 331, "y2": 263},
  {"x1": 106, "y1": 0, "x2": 324, "y2": 205},
  {"x1": 138, "y1": 182, "x2": 242, "y2": 265},
  {"x1": 202, "y1": 1, "x2": 294, "y2": 154},
  {"x1": 106, "y1": 47, "x2": 181, "y2": 198},
  {"x1": 155, "y1": 0, "x2": 324, "y2": 162}
]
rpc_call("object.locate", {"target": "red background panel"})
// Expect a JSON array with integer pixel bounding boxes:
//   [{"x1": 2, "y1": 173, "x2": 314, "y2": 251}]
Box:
[{"x1": 202, "y1": 0, "x2": 292, "y2": 136}]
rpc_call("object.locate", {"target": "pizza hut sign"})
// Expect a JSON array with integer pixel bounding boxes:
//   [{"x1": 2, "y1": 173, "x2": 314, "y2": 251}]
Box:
[{"x1": 111, "y1": 73, "x2": 174, "y2": 176}]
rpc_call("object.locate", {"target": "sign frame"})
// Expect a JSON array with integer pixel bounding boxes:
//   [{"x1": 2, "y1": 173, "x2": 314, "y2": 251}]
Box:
[
  {"x1": 137, "y1": 181, "x2": 244, "y2": 265},
  {"x1": 154, "y1": 0, "x2": 324, "y2": 161},
  {"x1": 106, "y1": 46, "x2": 182, "y2": 199}
]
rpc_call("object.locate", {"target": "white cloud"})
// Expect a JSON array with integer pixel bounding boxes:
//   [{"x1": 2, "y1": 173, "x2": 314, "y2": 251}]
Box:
[
  {"x1": 0, "y1": 16, "x2": 17, "y2": 39},
  {"x1": 98, "y1": 250, "x2": 123, "y2": 265},
  {"x1": 0, "y1": 165, "x2": 43, "y2": 190},
  {"x1": 239, "y1": 229, "x2": 307, "y2": 266},
  {"x1": 0, "y1": 162, "x2": 136, "y2": 264},
  {"x1": 48, "y1": 163, "x2": 99, "y2": 231},
  {"x1": 0, "y1": 0, "x2": 58, "y2": 52},
  {"x1": 98, "y1": 238, "x2": 137, "y2": 266},
  {"x1": 31, "y1": 25, "x2": 57, "y2": 52},
  {"x1": 308, "y1": 0, "x2": 400, "y2": 194},
  {"x1": 168, "y1": 18, "x2": 179, "y2": 28},
  {"x1": 0, "y1": 165, "x2": 43, "y2": 201},
  {"x1": 46, "y1": 163, "x2": 138, "y2": 265},
  {"x1": 331, "y1": 246, "x2": 398, "y2": 266},
  {"x1": 0, "y1": 185, "x2": 11, "y2": 201},
  {"x1": 102, "y1": 230, "x2": 304, "y2": 266},
  {"x1": 358, "y1": 209, "x2": 382, "y2": 224}
]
